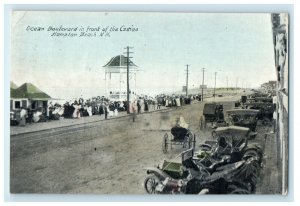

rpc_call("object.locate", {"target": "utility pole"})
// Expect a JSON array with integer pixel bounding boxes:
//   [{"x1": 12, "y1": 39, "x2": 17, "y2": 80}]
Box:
[
  {"x1": 213, "y1": 72, "x2": 217, "y2": 98},
  {"x1": 236, "y1": 77, "x2": 238, "y2": 94},
  {"x1": 201, "y1": 68, "x2": 205, "y2": 101},
  {"x1": 226, "y1": 76, "x2": 228, "y2": 91},
  {"x1": 185, "y1": 64, "x2": 189, "y2": 97},
  {"x1": 242, "y1": 79, "x2": 244, "y2": 90},
  {"x1": 124, "y1": 46, "x2": 134, "y2": 114}
]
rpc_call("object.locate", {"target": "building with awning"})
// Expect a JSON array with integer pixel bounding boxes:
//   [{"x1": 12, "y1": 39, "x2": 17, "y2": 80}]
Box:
[
  {"x1": 10, "y1": 82, "x2": 51, "y2": 114},
  {"x1": 103, "y1": 55, "x2": 138, "y2": 101}
]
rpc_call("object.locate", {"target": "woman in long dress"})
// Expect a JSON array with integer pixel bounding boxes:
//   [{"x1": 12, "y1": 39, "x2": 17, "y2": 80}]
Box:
[
  {"x1": 19, "y1": 107, "x2": 27, "y2": 126},
  {"x1": 144, "y1": 100, "x2": 149, "y2": 112},
  {"x1": 87, "y1": 105, "x2": 92, "y2": 116},
  {"x1": 72, "y1": 104, "x2": 81, "y2": 118}
]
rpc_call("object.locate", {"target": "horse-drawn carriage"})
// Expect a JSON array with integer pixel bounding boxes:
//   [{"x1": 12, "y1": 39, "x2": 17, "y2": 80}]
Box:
[{"x1": 162, "y1": 116, "x2": 196, "y2": 153}]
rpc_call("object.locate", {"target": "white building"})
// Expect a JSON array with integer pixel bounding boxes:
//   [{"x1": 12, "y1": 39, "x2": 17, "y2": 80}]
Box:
[{"x1": 103, "y1": 55, "x2": 138, "y2": 102}]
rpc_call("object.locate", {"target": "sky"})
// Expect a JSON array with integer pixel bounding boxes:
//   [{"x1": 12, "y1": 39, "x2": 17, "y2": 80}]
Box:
[{"x1": 10, "y1": 12, "x2": 276, "y2": 99}]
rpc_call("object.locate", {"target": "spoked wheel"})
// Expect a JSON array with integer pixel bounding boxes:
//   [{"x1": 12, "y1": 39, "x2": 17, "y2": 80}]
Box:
[
  {"x1": 144, "y1": 174, "x2": 159, "y2": 194},
  {"x1": 262, "y1": 117, "x2": 272, "y2": 126},
  {"x1": 243, "y1": 149, "x2": 262, "y2": 161},
  {"x1": 211, "y1": 130, "x2": 217, "y2": 138},
  {"x1": 199, "y1": 116, "x2": 204, "y2": 130},
  {"x1": 192, "y1": 134, "x2": 196, "y2": 148},
  {"x1": 162, "y1": 133, "x2": 168, "y2": 153},
  {"x1": 229, "y1": 188, "x2": 250, "y2": 194},
  {"x1": 187, "y1": 133, "x2": 196, "y2": 149},
  {"x1": 227, "y1": 181, "x2": 251, "y2": 194}
]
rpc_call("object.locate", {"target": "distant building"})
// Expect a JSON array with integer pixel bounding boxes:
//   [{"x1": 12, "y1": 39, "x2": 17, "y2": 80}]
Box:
[
  {"x1": 261, "y1": 80, "x2": 277, "y2": 94},
  {"x1": 103, "y1": 55, "x2": 138, "y2": 102},
  {"x1": 10, "y1": 82, "x2": 51, "y2": 115}
]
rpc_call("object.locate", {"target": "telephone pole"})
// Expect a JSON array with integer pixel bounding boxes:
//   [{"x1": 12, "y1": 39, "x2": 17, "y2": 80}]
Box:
[
  {"x1": 124, "y1": 46, "x2": 134, "y2": 114},
  {"x1": 242, "y1": 79, "x2": 244, "y2": 90},
  {"x1": 201, "y1": 68, "x2": 205, "y2": 101},
  {"x1": 213, "y1": 72, "x2": 217, "y2": 98},
  {"x1": 185, "y1": 64, "x2": 189, "y2": 97},
  {"x1": 236, "y1": 77, "x2": 239, "y2": 94},
  {"x1": 226, "y1": 76, "x2": 228, "y2": 91}
]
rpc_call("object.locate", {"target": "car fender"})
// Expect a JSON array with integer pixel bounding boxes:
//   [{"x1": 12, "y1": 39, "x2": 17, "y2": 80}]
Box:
[{"x1": 145, "y1": 167, "x2": 171, "y2": 180}]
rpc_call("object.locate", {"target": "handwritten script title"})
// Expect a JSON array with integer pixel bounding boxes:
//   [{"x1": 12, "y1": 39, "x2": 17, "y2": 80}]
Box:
[{"x1": 26, "y1": 25, "x2": 139, "y2": 38}]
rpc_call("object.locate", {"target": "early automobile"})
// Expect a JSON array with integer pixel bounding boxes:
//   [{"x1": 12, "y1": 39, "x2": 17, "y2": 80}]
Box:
[
  {"x1": 224, "y1": 109, "x2": 259, "y2": 138},
  {"x1": 234, "y1": 96, "x2": 247, "y2": 108},
  {"x1": 198, "y1": 126, "x2": 263, "y2": 163},
  {"x1": 200, "y1": 102, "x2": 225, "y2": 129},
  {"x1": 253, "y1": 97, "x2": 273, "y2": 103},
  {"x1": 244, "y1": 102, "x2": 276, "y2": 124},
  {"x1": 235, "y1": 93, "x2": 273, "y2": 108},
  {"x1": 145, "y1": 126, "x2": 262, "y2": 194}
]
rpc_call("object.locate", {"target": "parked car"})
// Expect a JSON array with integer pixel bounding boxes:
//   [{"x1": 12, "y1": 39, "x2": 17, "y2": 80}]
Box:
[
  {"x1": 225, "y1": 109, "x2": 260, "y2": 138},
  {"x1": 200, "y1": 103, "x2": 225, "y2": 129},
  {"x1": 144, "y1": 126, "x2": 262, "y2": 194}
]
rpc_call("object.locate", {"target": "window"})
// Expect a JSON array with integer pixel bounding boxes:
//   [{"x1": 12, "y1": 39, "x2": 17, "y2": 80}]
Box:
[
  {"x1": 31, "y1": 101, "x2": 37, "y2": 110},
  {"x1": 14, "y1": 101, "x2": 21, "y2": 109},
  {"x1": 22, "y1": 100, "x2": 27, "y2": 108}
]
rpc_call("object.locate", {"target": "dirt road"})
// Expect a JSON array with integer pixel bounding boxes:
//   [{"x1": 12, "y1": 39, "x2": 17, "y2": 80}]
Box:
[{"x1": 10, "y1": 97, "x2": 280, "y2": 194}]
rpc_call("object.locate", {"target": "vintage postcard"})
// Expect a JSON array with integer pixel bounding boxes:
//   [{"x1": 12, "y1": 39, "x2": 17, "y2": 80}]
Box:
[{"x1": 9, "y1": 11, "x2": 288, "y2": 195}]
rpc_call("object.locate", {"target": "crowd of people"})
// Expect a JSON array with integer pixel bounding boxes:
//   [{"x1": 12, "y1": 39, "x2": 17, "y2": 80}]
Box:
[{"x1": 13, "y1": 93, "x2": 202, "y2": 127}]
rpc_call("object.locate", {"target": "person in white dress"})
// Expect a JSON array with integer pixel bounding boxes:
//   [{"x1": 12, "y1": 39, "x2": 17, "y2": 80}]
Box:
[
  {"x1": 87, "y1": 105, "x2": 92, "y2": 116},
  {"x1": 19, "y1": 107, "x2": 27, "y2": 126}
]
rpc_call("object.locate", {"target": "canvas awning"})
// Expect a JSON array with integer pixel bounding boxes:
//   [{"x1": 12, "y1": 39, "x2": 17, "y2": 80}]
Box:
[
  {"x1": 11, "y1": 83, "x2": 51, "y2": 99},
  {"x1": 226, "y1": 109, "x2": 260, "y2": 115},
  {"x1": 10, "y1": 81, "x2": 18, "y2": 89},
  {"x1": 214, "y1": 126, "x2": 250, "y2": 137}
]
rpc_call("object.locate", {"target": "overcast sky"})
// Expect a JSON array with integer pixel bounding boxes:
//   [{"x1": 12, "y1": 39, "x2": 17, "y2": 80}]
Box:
[{"x1": 11, "y1": 12, "x2": 276, "y2": 99}]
